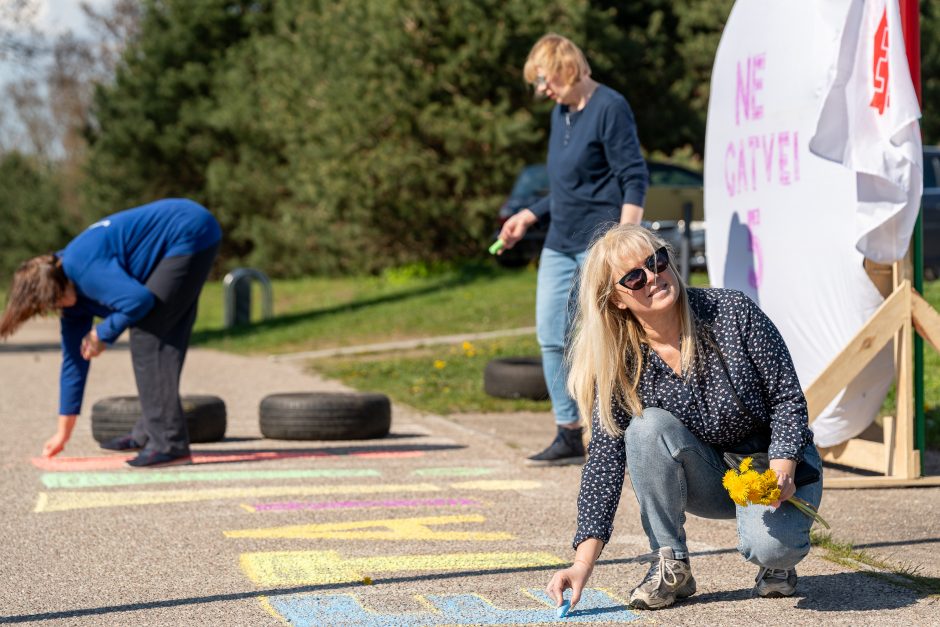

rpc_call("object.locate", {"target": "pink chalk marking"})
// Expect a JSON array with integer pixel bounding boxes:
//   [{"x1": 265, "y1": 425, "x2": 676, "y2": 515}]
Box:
[
  {"x1": 793, "y1": 131, "x2": 800, "y2": 183},
  {"x1": 778, "y1": 131, "x2": 791, "y2": 185},
  {"x1": 747, "y1": 136, "x2": 760, "y2": 191},
  {"x1": 31, "y1": 449, "x2": 424, "y2": 472},
  {"x1": 747, "y1": 208, "x2": 764, "y2": 289},
  {"x1": 725, "y1": 130, "x2": 803, "y2": 199},
  {"x1": 248, "y1": 497, "x2": 480, "y2": 512},
  {"x1": 734, "y1": 53, "x2": 766, "y2": 126},
  {"x1": 725, "y1": 142, "x2": 737, "y2": 197},
  {"x1": 736, "y1": 138, "x2": 748, "y2": 193},
  {"x1": 761, "y1": 134, "x2": 775, "y2": 183}
]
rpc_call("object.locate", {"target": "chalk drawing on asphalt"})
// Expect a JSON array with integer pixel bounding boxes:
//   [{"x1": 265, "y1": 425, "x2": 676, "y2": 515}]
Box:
[
  {"x1": 240, "y1": 550, "x2": 567, "y2": 586},
  {"x1": 225, "y1": 514, "x2": 512, "y2": 542},
  {"x1": 31, "y1": 449, "x2": 423, "y2": 472},
  {"x1": 34, "y1": 481, "x2": 539, "y2": 513},
  {"x1": 40, "y1": 468, "x2": 380, "y2": 489},
  {"x1": 241, "y1": 497, "x2": 481, "y2": 513},
  {"x1": 260, "y1": 588, "x2": 639, "y2": 625}
]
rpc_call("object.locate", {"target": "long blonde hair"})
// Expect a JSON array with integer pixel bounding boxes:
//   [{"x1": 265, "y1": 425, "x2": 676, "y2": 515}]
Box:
[{"x1": 567, "y1": 224, "x2": 698, "y2": 438}]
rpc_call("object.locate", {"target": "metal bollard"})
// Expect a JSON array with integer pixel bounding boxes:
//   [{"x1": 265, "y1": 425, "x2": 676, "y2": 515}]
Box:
[
  {"x1": 680, "y1": 201, "x2": 693, "y2": 283},
  {"x1": 222, "y1": 268, "x2": 273, "y2": 328}
]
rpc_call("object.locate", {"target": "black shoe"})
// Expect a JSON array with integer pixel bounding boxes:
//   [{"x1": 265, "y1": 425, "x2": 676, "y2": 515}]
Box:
[
  {"x1": 126, "y1": 449, "x2": 192, "y2": 468},
  {"x1": 525, "y1": 426, "x2": 585, "y2": 466},
  {"x1": 100, "y1": 434, "x2": 142, "y2": 451}
]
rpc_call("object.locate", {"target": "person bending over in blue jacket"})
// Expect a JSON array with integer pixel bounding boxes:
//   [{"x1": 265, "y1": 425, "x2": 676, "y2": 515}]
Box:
[{"x1": 0, "y1": 198, "x2": 221, "y2": 468}]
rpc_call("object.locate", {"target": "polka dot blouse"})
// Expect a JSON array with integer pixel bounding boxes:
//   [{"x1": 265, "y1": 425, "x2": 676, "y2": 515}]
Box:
[{"x1": 573, "y1": 287, "x2": 815, "y2": 549}]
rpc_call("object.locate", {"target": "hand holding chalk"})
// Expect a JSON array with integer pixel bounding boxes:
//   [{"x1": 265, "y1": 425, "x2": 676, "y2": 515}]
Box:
[
  {"x1": 556, "y1": 599, "x2": 571, "y2": 618},
  {"x1": 488, "y1": 239, "x2": 505, "y2": 255}
]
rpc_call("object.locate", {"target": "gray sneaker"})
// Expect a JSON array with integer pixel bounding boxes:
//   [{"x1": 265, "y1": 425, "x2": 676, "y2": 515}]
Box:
[
  {"x1": 629, "y1": 547, "x2": 696, "y2": 610},
  {"x1": 755, "y1": 567, "x2": 797, "y2": 598}
]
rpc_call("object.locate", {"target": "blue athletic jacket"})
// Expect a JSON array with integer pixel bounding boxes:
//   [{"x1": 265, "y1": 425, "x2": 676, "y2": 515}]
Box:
[{"x1": 57, "y1": 199, "x2": 221, "y2": 415}]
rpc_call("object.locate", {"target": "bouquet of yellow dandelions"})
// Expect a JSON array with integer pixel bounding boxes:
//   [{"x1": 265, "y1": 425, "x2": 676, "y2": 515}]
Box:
[{"x1": 722, "y1": 457, "x2": 829, "y2": 529}]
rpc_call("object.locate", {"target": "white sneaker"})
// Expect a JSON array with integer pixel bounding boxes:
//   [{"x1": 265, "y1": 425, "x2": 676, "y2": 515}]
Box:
[
  {"x1": 629, "y1": 547, "x2": 696, "y2": 610},
  {"x1": 755, "y1": 567, "x2": 797, "y2": 598}
]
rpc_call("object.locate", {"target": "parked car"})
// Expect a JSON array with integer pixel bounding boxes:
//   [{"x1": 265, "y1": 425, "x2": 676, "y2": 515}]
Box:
[
  {"x1": 494, "y1": 161, "x2": 707, "y2": 270},
  {"x1": 923, "y1": 146, "x2": 940, "y2": 279}
]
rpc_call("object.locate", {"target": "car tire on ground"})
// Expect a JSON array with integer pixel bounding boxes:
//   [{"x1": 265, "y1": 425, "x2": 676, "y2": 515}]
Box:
[
  {"x1": 483, "y1": 357, "x2": 549, "y2": 400},
  {"x1": 259, "y1": 392, "x2": 391, "y2": 440},
  {"x1": 91, "y1": 395, "x2": 227, "y2": 444}
]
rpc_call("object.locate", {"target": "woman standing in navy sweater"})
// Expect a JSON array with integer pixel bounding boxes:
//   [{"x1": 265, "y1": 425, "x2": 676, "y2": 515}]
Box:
[
  {"x1": 0, "y1": 198, "x2": 221, "y2": 467},
  {"x1": 497, "y1": 33, "x2": 648, "y2": 465}
]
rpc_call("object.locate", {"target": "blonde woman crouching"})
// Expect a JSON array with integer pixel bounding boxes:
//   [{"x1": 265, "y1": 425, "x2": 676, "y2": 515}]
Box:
[{"x1": 546, "y1": 224, "x2": 822, "y2": 610}]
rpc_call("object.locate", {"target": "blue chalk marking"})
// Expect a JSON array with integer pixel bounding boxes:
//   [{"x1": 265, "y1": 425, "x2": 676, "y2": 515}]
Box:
[
  {"x1": 557, "y1": 599, "x2": 570, "y2": 618},
  {"x1": 264, "y1": 588, "x2": 638, "y2": 626}
]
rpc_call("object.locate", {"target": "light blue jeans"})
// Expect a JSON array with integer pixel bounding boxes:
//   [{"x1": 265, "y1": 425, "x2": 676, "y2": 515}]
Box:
[
  {"x1": 536, "y1": 247, "x2": 587, "y2": 426},
  {"x1": 625, "y1": 408, "x2": 823, "y2": 569}
]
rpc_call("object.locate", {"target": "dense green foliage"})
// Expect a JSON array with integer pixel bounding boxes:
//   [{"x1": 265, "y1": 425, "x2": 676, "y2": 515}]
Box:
[
  {"x1": 923, "y1": 1, "x2": 940, "y2": 144},
  {"x1": 81, "y1": 0, "x2": 738, "y2": 275},
  {"x1": 72, "y1": 0, "x2": 940, "y2": 276},
  {"x1": 0, "y1": 153, "x2": 77, "y2": 280}
]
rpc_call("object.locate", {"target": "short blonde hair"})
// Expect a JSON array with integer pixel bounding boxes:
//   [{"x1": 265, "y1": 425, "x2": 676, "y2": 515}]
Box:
[{"x1": 523, "y1": 33, "x2": 591, "y2": 87}]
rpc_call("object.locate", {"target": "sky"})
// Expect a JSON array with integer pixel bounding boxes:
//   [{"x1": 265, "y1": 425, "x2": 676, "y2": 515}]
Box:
[
  {"x1": 1, "y1": 0, "x2": 112, "y2": 82},
  {"x1": 0, "y1": 0, "x2": 115, "y2": 148},
  {"x1": 34, "y1": 0, "x2": 112, "y2": 38}
]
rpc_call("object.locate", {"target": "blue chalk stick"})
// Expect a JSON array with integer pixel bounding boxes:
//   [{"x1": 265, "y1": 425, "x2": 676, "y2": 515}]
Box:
[{"x1": 557, "y1": 599, "x2": 571, "y2": 618}]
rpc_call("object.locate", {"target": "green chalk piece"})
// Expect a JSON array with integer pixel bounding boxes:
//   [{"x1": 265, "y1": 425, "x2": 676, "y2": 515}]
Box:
[{"x1": 488, "y1": 239, "x2": 505, "y2": 255}]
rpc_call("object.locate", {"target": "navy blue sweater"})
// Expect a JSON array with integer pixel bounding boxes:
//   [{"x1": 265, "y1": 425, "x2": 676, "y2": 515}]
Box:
[
  {"x1": 529, "y1": 84, "x2": 648, "y2": 253},
  {"x1": 57, "y1": 199, "x2": 221, "y2": 415}
]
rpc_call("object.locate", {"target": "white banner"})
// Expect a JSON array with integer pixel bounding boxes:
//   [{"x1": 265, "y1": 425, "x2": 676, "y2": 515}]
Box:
[
  {"x1": 810, "y1": 0, "x2": 923, "y2": 262},
  {"x1": 704, "y1": 0, "x2": 893, "y2": 447}
]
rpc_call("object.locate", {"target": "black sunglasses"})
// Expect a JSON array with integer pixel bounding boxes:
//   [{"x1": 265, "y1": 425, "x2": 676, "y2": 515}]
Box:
[{"x1": 616, "y1": 246, "x2": 670, "y2": 290}]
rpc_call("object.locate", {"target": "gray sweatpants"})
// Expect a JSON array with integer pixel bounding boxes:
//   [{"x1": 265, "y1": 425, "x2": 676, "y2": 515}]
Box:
[{"x1": 129, "y1": 243, "x2": 218, "y2": 455}]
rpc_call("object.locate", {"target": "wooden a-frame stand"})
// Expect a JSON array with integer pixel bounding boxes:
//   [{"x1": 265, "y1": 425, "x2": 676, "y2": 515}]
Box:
[{"x1": 807, "y1": 259, "x2": 940, "y2": 488}]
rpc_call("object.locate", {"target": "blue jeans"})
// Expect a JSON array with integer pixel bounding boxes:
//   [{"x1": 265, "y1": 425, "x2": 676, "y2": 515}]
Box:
[
  {"x1": 536, "y1": 248, "x2": 586, "y2": 426},
  {"x1": 625, "y1": 408, "x2": 823, "y2": 568}
]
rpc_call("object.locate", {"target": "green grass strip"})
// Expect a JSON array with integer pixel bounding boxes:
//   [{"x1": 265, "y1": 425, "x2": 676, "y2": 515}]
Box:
[{"x1": 811, "y1": 531, "x2": 940, "y2": 596}]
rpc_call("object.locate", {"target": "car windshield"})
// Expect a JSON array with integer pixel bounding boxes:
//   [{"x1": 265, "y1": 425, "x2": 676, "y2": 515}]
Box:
[
  {"x1": 648, "y1": 163, "x2": 702, "y2": 187},
  {"x1": 511, "y1": 165, "x2": 550, "y2": 198}
]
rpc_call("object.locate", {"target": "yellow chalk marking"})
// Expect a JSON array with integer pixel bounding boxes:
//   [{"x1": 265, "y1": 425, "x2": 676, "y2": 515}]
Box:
[
  {"x1": 225, "y1": 514, "x2": 512, "y2": 542},
  {"x1": 258, "y1": 596, "x2": 291, "y2": 625},
  {"x1": 33, "y1": 493, "x2": 48, "y2": 514},
  {"x1": 413, "y1": 594, "x2": 441, "y2": 613},
  {"x1": 240, "y1": 550, "x2": 567, "y2": 586},
  {"x1": 34, "y1": 483, "x2": 440, "y2": 513},
  {"x1": 449, "y1": 480, "x2": 541, "y2": 491}
]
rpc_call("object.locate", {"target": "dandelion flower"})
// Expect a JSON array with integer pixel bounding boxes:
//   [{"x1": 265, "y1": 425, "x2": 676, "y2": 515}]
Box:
[
  {"x1": 433, "y1": 360, "x2": 446, "y2": 369},
  {"x1": 722, "y1": 461, "x2": 828, "y2": 529}
]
